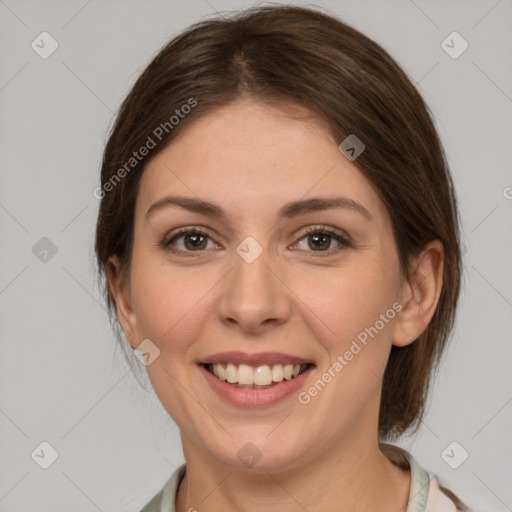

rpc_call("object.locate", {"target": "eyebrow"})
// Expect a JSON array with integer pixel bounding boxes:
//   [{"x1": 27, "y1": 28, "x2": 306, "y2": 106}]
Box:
[{"x1": 145, "y1": 195, "x2": 373, "y2": 222}]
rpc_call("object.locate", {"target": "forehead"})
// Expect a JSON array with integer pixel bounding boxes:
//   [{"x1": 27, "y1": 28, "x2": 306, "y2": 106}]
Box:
[{"x1": 137, "y1": 99, "x2": 389, "y2": 225}]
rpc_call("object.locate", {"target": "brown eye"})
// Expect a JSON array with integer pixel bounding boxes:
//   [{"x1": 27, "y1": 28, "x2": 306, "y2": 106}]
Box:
[
  {"x1": 163, "y1": 229, "x2": 218, "y2": 254},
  {"x1": 307, "y1": 232, "x2": 332, "y2": 251},
  {"x1": 182, "y1": 232, "x2": 208, "y2": 250},
  {"x1": 294, "y1": 227, "x2": 352, "y2": 254}
]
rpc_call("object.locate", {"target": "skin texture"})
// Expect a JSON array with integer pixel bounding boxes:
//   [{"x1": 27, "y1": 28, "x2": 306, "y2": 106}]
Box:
[{"x1": 108, "y1": 99, "x2": 444, "y2": 512}]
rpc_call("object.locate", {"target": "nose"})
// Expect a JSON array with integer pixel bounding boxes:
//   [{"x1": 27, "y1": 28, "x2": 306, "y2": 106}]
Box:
[{"x1": 217, "y1": 247, "x2": 292, "y2": 334}]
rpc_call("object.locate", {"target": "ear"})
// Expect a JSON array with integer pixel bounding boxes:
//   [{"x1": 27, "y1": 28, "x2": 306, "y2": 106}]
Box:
[
  {"x1": 393, "y1": 240, "x2": 444, "y2": 347},
  {"x1": 106, "y1": 256, "x2": 138, "y2": 349}
]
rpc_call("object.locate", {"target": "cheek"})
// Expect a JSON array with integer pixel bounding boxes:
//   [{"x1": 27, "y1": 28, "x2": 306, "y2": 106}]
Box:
[
  {"x1": 293, "y1": 263, "x2": 401, "y2": 427},
  {"x1": 129, "y1": 257, "x2": 217, "y2": 415},
  {"x1": 129, "y1": 249, "x2": 212, "y2": 351},
  {"x1": 296, "y1": 258, "x2": 401, "y2": 362}
]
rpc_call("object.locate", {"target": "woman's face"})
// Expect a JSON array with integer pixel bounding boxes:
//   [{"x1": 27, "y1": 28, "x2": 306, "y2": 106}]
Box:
[{"x1": 117, "y1": 99, "x2": 409, "y2": 471}]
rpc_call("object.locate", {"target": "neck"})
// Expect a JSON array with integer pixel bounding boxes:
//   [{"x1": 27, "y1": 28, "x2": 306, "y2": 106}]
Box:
[{"x1": 175, "y1": 434, "x2": 411, "y2": 512}]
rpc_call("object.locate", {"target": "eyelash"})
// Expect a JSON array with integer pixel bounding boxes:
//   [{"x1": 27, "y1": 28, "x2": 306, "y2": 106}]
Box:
[{"x1": 161, "y1": 225, "x2": 352, "y2": 257}]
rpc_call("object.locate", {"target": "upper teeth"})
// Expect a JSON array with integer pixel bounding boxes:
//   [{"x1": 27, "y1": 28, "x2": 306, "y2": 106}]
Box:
[{"x1": 209, "y1": 363, "x2": 306, "y2": 386}]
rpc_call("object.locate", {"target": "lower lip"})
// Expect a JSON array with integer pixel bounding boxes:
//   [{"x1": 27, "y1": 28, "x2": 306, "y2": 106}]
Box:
[{"x1": 199, "y1": 364, "x2": 314, "y2": 407}]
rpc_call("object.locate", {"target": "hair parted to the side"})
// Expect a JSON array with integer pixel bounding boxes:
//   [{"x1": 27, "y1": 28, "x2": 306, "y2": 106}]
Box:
[{"x1": 95, "y1": 5, "x2": 462, "y2": 440}]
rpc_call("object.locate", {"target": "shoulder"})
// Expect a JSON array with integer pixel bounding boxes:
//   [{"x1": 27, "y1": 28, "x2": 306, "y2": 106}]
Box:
[
  {"x1": 426, "y1": 475, "x2": 468, "y2": 512},
  {"x1": 380, "y1": 443, "x2": 470, "y2": 512},
  {"x1": 139, "y1": 490, "x2": 162, "y2": 512},
  {"x1": 139, "y1": 464, "x2": 186, "y2": 512}
]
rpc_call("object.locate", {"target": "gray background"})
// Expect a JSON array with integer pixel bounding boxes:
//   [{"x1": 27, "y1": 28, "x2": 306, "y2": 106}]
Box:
[{"x1": 1, "y1": 0, "x2": 511, "y2": 510}]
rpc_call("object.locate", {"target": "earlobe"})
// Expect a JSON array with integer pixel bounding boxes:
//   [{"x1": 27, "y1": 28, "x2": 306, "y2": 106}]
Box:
[
  {"x1": 106, "y1": 256, "x2": 138, "y2": 348},
  {"x1": 392, "y1": 240, "x2": 444, "y2": 347}
]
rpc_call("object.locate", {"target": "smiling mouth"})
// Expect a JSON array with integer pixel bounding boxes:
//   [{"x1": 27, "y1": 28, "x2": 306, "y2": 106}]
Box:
[{"x1": 203, "y1": 362, "x2": 311, "y2": 389}]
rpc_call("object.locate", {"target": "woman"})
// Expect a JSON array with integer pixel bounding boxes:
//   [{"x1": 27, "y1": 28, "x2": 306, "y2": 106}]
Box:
[{"x1": 95, "y1": 5, "x2": 467, "y2": 511}]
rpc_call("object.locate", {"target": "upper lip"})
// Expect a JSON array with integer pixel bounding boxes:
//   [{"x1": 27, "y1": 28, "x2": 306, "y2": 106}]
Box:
[{"x1": 198, "y1": 351, "x2": 315, "y2": 367}]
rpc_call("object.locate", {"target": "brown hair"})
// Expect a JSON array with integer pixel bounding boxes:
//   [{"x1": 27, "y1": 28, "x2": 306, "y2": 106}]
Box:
[{"x1": 95, "y1": 5, "x2": 462, "y2": 440}]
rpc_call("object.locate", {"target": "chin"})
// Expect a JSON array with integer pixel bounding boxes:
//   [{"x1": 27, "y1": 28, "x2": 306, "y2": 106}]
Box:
[{"x1": 202, "y1": 426, "x2": 311, "y2": 473}]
